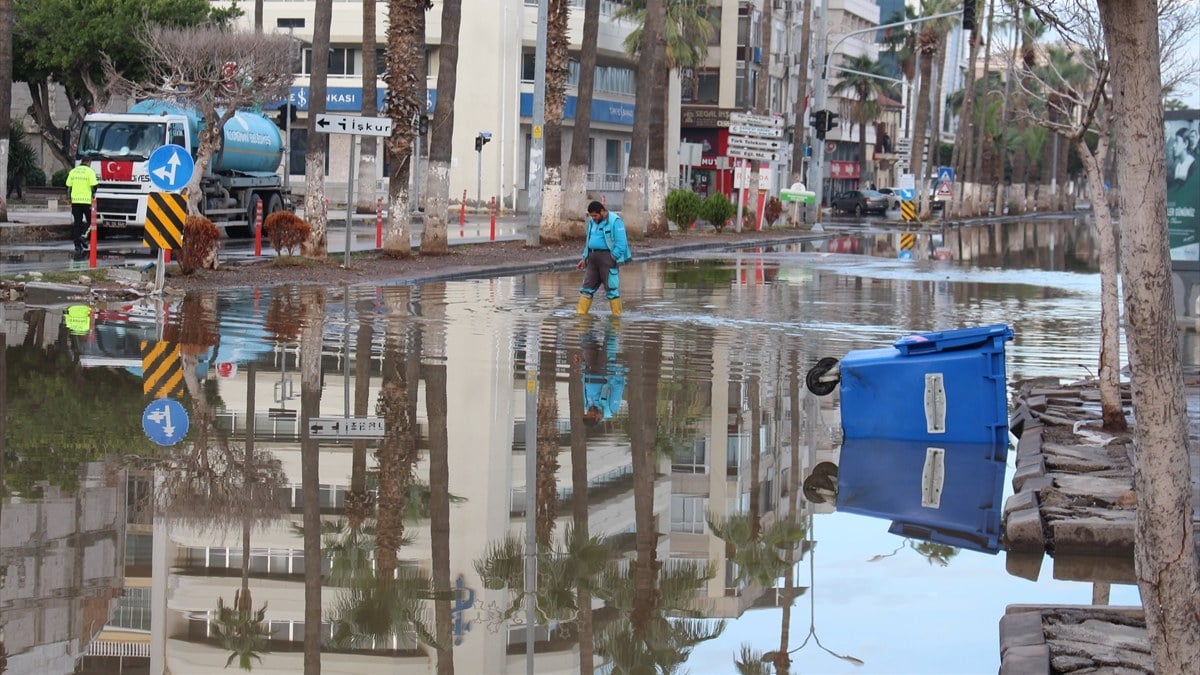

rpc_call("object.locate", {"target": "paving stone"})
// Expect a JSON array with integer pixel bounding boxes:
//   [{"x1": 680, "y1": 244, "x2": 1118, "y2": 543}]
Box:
[
  {"x1": 1013, "y1": 462, "x2": 1047, "y2": 491},
  {"x1": 999, "y1": 610, "x2": 1046, "y2": 653},
  {"x1": 1004, "y1": 490, "x2": 1038, "y2": 515},
  {"x1": 1050, "y1": 517, "x2": 1134, "y2": 556},
  {"x1": 1052, "y1": 475, "x2": 1135, "y2": 502},
  {"x1": 1005, "y1": 507, "x2": 1046, "y2": 552}
]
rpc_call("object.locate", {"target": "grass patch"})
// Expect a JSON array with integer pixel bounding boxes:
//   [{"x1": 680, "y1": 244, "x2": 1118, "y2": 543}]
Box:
[
  {"x1": 2, "y1": 268, "x2": 110, "y2": 284},
  {"x1": 270, "y1": 255, "x2": 320, "y2": 268}
]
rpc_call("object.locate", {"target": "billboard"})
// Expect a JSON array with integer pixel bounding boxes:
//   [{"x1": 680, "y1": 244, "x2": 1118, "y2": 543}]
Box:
[{"x1": 1165, "y1": 110, "x2": 1199, "y2": 265}]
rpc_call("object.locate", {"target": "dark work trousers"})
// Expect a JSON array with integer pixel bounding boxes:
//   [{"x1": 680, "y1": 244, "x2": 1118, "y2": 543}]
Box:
[
  {"x1": 70, "y1": 202, "x2": 92, "y2": 249},
  {"x1": 580, "y1": 249, "x2": 620, "y2": 300}
]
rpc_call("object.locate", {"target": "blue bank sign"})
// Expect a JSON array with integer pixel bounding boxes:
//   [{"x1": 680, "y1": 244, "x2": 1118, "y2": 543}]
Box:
[{"x1": 278, "y1": 87, "x2": 635, "y2": 127}]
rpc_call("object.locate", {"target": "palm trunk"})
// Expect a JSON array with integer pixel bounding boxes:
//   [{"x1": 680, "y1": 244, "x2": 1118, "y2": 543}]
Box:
[
  {"x1": 425, "y1": 359, "x2": 454, "y2": 675},
  {"x1": 647, "y1": 47, "x2": 670, "y2": 236},
  {"x1": 383, "y1": 0, "x2": 426, "y2": 256},
  {"x1": 628, "y1": 327, "x2": 662, "y2": 636},
  {"x1": 422, "y1": 0, "x2": 463, "y2": 254},
  {"x1": 950, "y1": 13, "x2": 980, "y2": 217},
  {"x1": 299, "y1": 288, "x2": 325, "y2": 675},
  {"x1": 302, "y1": 0, "x2": 333, "y2": 256},
  {"x1": 624, "y1": 0, "x2": 667, "y2": 237},
  {"x1": 539, "y1": 0, "x2": 570, "y2": 243},
  {"x1": 910, "y1": 43, "x2": 934, "y2": 215},
  {"x1": 356, "y1": 0, "x2": 379, "y2": 214},
  {"x1": 568, "y1": 339, "x2": 594, "y2": 671},
  {"x1": 535, "y1": 331, "x2": 560, "y2": 545},
  {"x1": 375, "y1": 286, "x2": 413, "y2": 578},
  {"x1": 565, "y1": 0, "x2": 602, "y2": 240},
  {"x1": 348, "y1": 315, "x2": 374, "y2": 528}
]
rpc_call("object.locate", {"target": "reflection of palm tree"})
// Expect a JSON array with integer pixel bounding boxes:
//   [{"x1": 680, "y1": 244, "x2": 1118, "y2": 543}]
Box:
[
  {"x1": 568, "y1": 335, "x2": 596, "y2": 670},
  {"x1": 734, "y1": 643, "x2": 771, "y2": 675},
  {"x1": 328, "y1": 565, "x2": 442, "y2": 650},
  {"x1": 210, "y1": 594, "x2": 272, "y2": 670},
  {"x1": 535, "y1": 327, "x2": 561, "y2": 545},
  {"x1": 707, "y1": 513, "x2": 805, "y2": 588},
  {"x1": 867, "y1": 539, "x2": 959, "y2": 567},
  {"x1": 376, "y1": 287, "x2": 419, "y2": 580}
]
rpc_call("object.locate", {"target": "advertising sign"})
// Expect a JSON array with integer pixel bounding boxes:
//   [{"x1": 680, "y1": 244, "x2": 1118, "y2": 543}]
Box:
[{"x1": 1165, "y1": 111, "x2": 1199, "y2": 265}]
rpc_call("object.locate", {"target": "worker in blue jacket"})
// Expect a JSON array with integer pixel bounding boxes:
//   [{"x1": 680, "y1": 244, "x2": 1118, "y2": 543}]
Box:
[
  {"x1": 579, "y1": 319, "x2": 626, "y2": 425},
  {"x1": 576, "y1": 200, "x2": 632, "y2": 316}
]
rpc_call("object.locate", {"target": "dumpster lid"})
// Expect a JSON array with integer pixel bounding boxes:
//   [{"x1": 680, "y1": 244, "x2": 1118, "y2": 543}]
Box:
[{"x1": 892, "y1": 324, "x2": 1013, "y2": 356}]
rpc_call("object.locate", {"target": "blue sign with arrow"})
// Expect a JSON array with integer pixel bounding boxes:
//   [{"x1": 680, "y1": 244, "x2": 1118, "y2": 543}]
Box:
[
  {"x1": 143, "y1": 398, "x2": 190, "y2": 446},
  {"x1": 147, "y1": 144, "x2": 195, "y2": 192}
]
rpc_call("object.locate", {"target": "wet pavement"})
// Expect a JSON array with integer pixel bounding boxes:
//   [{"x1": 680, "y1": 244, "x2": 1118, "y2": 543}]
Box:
[{"x1": 3, "y1": 214, "x2": 1198, "y2": 674}]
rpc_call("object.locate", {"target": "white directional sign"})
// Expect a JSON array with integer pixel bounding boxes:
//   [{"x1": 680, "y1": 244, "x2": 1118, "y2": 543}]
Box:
[
  {"x1": 314, "y1": 114, "x2": 394, "y2": 137},
  {"x1": 309, "y1": 416, "x2": 387, "y2": 439},
  {"x1": 729, "y1": 112, "x2": 784, "y2": 128},
  {"x1": 728, "y1": 123, "x2": 783, "y2": 138},
  {"x1": 728, "y1": 146, "x2": 780, "y2": 162},
  {"x1": 728, "y1": 135, "x2": 783, "y2": 151}
]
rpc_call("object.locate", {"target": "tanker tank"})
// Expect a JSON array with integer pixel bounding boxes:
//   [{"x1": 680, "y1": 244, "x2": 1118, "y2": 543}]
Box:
[{"x1": 128, "y1": 100, "x2": 283, "y2": 175}]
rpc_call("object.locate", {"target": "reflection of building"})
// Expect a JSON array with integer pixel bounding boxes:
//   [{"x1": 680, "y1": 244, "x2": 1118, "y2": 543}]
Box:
[{"x1": 0, "y1": 462, "x2": 126, "y2": 674}]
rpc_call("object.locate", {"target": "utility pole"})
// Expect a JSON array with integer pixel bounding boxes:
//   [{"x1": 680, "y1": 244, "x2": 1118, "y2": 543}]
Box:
[{"x1": 525, "y1": 0, "x2": 549, "y2": 246}]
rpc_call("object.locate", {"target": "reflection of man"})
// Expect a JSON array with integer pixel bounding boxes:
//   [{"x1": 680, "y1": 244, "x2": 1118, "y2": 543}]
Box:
[{"x1": 577, "y1": 320, "x2": 626, "y2": 425}]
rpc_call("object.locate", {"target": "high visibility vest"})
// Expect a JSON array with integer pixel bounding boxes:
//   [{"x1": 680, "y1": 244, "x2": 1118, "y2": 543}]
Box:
[{"x1": 66, "y1": 165, "x2": 98, "y2": 204}]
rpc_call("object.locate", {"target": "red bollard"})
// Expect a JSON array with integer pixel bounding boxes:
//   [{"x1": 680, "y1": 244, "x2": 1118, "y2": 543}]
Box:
[
  {"x1": 489, "y1": 196, "x2": 497, "y2": 241},
  {"x1": 253, "y1": 197, "x2": 264, "y2": 257},
  {"x1": 459, "y1": 189, "x2": 467, "y2": 227},
  {"x1": 375, "y1": 197, "x2": 383, "y2": 248},
  {"x1": 88, "y1": 198, "x2": 98, "y2": 268}
]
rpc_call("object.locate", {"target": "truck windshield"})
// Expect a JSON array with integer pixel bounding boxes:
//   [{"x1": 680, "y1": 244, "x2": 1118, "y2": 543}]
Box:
[{"x1": 77, "y1": 121, "x2": 166, "y2": 161}]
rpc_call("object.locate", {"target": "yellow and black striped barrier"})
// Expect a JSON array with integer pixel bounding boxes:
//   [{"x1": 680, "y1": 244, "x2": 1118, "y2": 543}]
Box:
[
  {"x1": 142, "y1": 340, "x2": 184, "y2": 399},
  {"x1": 145, "y1": 192, "x2": 187, "y2": 250},
  {"x1": 900, "y1": 232, "x2": 916, "y2": 251},
  {"x1": 900, "y1": 200, "x2": 917, "y2": 223}
]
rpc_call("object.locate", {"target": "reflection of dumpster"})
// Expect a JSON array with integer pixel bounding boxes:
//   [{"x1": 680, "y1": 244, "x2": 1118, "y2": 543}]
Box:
[
  {"x1": 836, "y1": 438, "x2": 1007, "y2": 554},
  {"x1": 838, "y1": 324, "x2": 1014, "y2": 445}
]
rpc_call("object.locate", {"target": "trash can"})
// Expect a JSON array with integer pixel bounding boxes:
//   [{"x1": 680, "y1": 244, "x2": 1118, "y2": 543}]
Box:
[
  {"x1": 839, "y1": 324, "x2": 1014, "y2": 445},
  {"x1": 835, "y1": 437, "x2": 1007, "y2": 554}
]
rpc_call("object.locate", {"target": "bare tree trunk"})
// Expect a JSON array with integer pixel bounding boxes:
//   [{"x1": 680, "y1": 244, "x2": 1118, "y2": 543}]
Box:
[
  {"x1": 950, "y1": 13, "x2": 981, "y2": 218},
  {"x1": 423, "y1": 0, "x2": 463, "y2": 254},
  {"x1": 646, "y1": 37, "x2": 669, "y2": 236},
  {"x1": 789, "y1": 0, "x2": 814, "y2": 195},
  {"x1": 910, "y1": 45, "x2": 934, "y2": 216},
  {"x1": 356, "y1": 0, "x2": 379, "y2": 214},
  {"x1": 302, "y1": 0, "x2": 333, "y2": 257},
  {"x1": 623, "y1": 0, "x2": 668, "y2": 237},
  {"x1": 564, "y1": 0, "x2": 601, "y2": 239},
  {"x1": 1097, "y1": 1, "x2": 1200, "y2": 670},
  {"x1": 1074, "y1": 136, "x2": 1126, "y2": 431}
]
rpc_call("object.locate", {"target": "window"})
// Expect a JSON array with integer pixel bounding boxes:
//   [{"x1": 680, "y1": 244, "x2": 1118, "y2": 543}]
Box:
[
  {"x1": 671, "y1": 495, "x2": 709, "y2": 534},
  {"x1": 605, "y1": 139, "x2": 621, "y2": 178},
  {"x1": 304, "y1": 47, "x2": 356, "y2": 76}
]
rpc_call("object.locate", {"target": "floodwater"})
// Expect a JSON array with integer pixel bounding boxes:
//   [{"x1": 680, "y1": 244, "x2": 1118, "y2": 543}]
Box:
[{"x1": 2, "y1": 216, "x2": 1195, "y2": 674}]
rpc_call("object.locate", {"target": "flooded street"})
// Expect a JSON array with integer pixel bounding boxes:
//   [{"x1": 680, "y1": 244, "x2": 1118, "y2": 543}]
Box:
[{"x1": 4, "y1": 217, "x2": 1195, "y2": 674}]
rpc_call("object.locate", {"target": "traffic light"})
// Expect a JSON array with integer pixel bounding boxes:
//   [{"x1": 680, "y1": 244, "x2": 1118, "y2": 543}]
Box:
[
  {"x1": 418, "y1": 116, "x2": 429, "y2": 135},
  {"x1": 475, "y1": 131, "x2": 492, "y2": 152},
  {"x1": 963, "y1": 0, "x2": 976, "y2": 31},
  {"x1": 811, "y1": 110, "x2": 828, "y2": 140},
  {"x1": 825, "y1": 111, "x2": 840, "y2": 133}
]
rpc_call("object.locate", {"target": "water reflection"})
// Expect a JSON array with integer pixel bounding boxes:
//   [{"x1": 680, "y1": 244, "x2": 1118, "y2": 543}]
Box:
[{"x1": 3, "y1": 217, "x2": 1169, "y2": 673}]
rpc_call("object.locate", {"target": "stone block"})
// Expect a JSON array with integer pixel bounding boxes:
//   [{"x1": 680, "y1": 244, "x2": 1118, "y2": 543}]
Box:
[
  {"x1": 999, "y1": 610, "x2": 1045, "y2": 653},
  {"x1": 1004, "y1": 490, "x2": 1038, "y2": 515},
  {"x1": 1012, "y1": 462, "x2": 1046, "y2": 492},
  {"x1": 1004, "y1": 507, "x2": 1046, "y2": 552},
  {"x1": 1051, "y1": 517, "x2": 1135, "y2": 556},
  {"x1": 999, "y1": 644, "x2": 1050, "y2": 675}
]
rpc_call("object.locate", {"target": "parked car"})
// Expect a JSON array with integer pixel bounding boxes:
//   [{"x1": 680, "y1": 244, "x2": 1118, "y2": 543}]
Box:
[
  {"x1": 876, "y1": 187, "x2": 902, "y2": 210},
  {"x1": 831, "y1": 189, "x2": 890, "y2": 216}
]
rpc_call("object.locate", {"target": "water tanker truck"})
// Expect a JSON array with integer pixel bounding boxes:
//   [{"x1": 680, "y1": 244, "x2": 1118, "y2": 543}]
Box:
[{"x1": 76, "y1": 100, "x2": 289, "y2": 238}]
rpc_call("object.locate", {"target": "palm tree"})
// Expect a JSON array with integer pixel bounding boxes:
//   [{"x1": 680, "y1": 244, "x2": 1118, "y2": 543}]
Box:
[
  {"x1": 382, "y1": 0, "x2": 430, "y2": 256},
  {"x1": 298, "y1": 287, "x2": 326, "y2": 674},
  {"x1": 328, "y1": 564, "x2": 442, "y2": 650},
  {"x1": 423, "y1": 0, "x2": 463, "y2": 254},
  {"x1": 616, "y1": 0, "x2": 715, "y2": 236},
  {"x1": 706, "y1": 513, "x2": 805, "y2": 588},
  {"x1": 948, "y1": 0, "x2": 982, "y2": 217},
  {"x1": 564, "y1": 0, "x2": 601, "y2": 239},
  {"x1": 829, "y1": 54, "x2": 891, "y2": 185},
  {"x1": 789, "y1": 0, "x2": 815, "y2": 195},
  {"x1": 210, "y1": 595, "x2": 272, "y2": 670},
  {"x1": 355, "y1": 0, "x2": 380, "y2": 214},
  {"x1": 908, "y1": 0, "x2": 958, "y2": 217},
  {"x1": 538, "y1": 0, "x2": 570, "y2": 244},
  {"x1": 620, "y1": 0, "x2": 668, "y2": 236},
  {"x1": 301, "y1": 0, "x2": 332, "y2": 256}
]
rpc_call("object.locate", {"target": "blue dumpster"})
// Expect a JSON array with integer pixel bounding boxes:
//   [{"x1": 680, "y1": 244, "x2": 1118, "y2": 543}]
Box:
[
  {"x1": 839, "y1": 324, "x2": 1014, "y2": 445},
  {"x1": 835, "y1": 438, "x2": 1008, "y2": 554}
]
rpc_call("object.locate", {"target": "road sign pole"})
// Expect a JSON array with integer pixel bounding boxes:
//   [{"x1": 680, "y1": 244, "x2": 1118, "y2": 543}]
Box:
[
  {"x1": 735, "y1": 160, "x2": 745, "y2": 233},
  {"x1": 344, "y1": 138, "x2": 356, "y2": 268}
]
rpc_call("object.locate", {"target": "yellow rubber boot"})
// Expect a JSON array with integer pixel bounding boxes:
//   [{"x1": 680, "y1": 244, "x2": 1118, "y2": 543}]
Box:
[
  {"x1": 576, "y1": 296, "x2": 593, "y2": 314},
  {"x1": 610, "y1": 297, "x2": 622, "y2": 317}
]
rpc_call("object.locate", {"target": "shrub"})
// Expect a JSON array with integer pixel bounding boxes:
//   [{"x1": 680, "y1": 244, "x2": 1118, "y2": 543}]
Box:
[
  {"x1": 263, "y1": 211, "x2": 311, "y2": 256},
  {"x1": 698, "y1": 192, "x2": 736, "y2": 233},
  {"x1": 178, "y1": 215, "x2": 221, "y2": 274},
  {"x1": 764, "y1": 196, "x2": 782, "y2": 226},
  {"x1": 51, "y1": 168, "x2": 70, "y2": 187},
  {"x1": 664, "y1": 188, "x2": 702, "y2": 228}
]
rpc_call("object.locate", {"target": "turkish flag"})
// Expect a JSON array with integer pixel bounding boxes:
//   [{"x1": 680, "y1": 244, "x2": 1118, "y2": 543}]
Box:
[{"x1": 101, "y1": 161, "x2": 133, "y2": 181}]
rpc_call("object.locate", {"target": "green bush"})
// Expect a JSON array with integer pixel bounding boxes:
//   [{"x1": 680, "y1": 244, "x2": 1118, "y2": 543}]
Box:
[
  {"x1": 664, "y1": 188, "x2": 702, "y2": 228},
  {"x1": 699, "y1": 192, "x2": 736, "y2": 232},
  {"x1": 7, "y1": 122, "x2": 39, "y2": 196},
  {"x1": 51, "y1": 168, "x2": 70, "y2": 187},
  {"x1": 26, "y1": 167, "x2": 47, "y2": 187}
]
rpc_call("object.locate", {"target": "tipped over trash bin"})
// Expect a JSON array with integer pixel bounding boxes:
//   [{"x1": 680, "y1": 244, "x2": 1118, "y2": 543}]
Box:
[{"x1": 807, "y1": 324, "x2": 1014, "y2": 445}]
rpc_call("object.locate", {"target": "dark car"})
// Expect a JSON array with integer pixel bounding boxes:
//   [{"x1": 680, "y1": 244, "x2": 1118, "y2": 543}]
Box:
[{"x1": 831, "y1": 189, "x2": 890, "y2": 216}]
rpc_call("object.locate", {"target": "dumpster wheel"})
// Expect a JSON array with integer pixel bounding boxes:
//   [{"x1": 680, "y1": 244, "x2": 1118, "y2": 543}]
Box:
[{"x1": 806, "y1": 357, "x2": 840, "y2": 396}]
